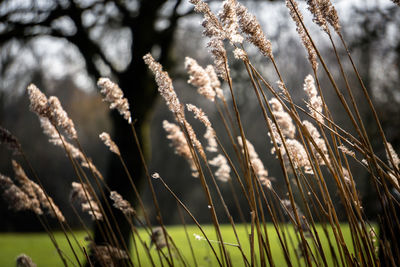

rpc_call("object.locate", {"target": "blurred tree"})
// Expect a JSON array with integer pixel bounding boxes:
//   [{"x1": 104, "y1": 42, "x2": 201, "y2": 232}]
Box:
[{"x1": 0, "y1": 0, "x2": 193, "y2": 262}]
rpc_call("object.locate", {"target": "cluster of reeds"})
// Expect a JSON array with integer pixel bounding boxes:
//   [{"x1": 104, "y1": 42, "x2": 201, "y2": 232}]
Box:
[{"x1": 1, "y1": 0, "x2": 400, "y2": 266}]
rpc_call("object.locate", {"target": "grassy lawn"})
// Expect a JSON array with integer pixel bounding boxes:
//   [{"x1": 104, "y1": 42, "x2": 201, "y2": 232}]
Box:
[{"x1": 0, "y1": 224, "x2": 359, "y2": 266}]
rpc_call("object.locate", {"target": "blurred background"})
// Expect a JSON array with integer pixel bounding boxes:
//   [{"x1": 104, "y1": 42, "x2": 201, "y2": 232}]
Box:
[{"x1": 0, "y1": 0, "x2": 399, "y2": 232}]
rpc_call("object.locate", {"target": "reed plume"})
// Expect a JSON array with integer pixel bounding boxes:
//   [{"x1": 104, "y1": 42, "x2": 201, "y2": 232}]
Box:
[
  {"x1": 12, "y1": 160, "x2": 65, "y2": 221},
  {"x1": 16, "y1": 254, "x2": 37, "y2": 267},
  {"x1": 286, "y1": 0, "x2": 318, "y2": 71},
  {"x1": 302, "y1": 120, "x2": 329, "y2": 165},
  {"x1": 318, "y1": 0, "x2": 340, "y2": 34},
  {"x1": 189, "y1": 0, "x2": 231, "y2": 81},
  {"x1": 27, "y1": 84, "x2": 50, "y2": 118},
  {"x1": 189, "y1": 0, "x2": 225, "y2": 39},
  {"x1": 11, "y1": 160, "x2": 42, "y2": 215},
  {"x1": 150, "y1": 227, "x2": 168, "y2": 249},
  {"x1": 0, "y1": 126, "x2": 21, "y2": 154},
  {"x1": 143, "y1": 54, "x2": 184, "y2": 121},
  {"x1": 306, "y1": 0, "x2": 329, "y2": 33},
  {"x1": 386, "y1": 143, "x2": 400, "y2": 169},
  {"x1": 338, "y1": 145, "x2": 356, "y2": 159},
  {"x1": 206, "y1": 65, "x2": 225, "y2": 100},
  {"x1": 204, "y1": 127, "x2": 218, "y2": 153},
  {"x1": 269, "y1": 98, "x2": 296, "y2": 139},
  {"x1": 0, "y1": 174, "x2": 33, "y2": 212},
  {"x1": 40, "y1": 117, "x2": 103, "y2": 179},
  {"x1": 89, "y1": 242, "x2": 128, "y2": 267},
  {"x1": 219, "y1": 0, "x2": 243, "y2": 44},
  {"x1": 163, "y1": 120, "x2": 198, "y2": 177},
  {"x1": 285, "y1": 139, "x2": 313, "y2": 174},
  {"x1": 100, "y1": 132, "x2": 121, "y2": 156},
  {"x1": 48, "y1": 96, "x2": 77, "y2": 140},
  {"x1": 185, "y1": 57, "x2": 217, "y2": 102},
  {"x1": 303, "y1": 74, "x2": 324, "y2": 124},
  {"x1": 209, "y1": 154, "x2": 231, "y2": 182},
  {"x1": 238, "y1": 137, "x2": 271, "y2": 188},
  {"x1": 110, "y1": 191, "x2": 135, "y2": 217},
  {"x1": 70, "y1": 182, "x2": 103, "y2": 220},
  {"x1": 186, "y1": 104, "x2": 212, "y2": 128},
  {"x1": 207, "y1": 37, "x2": 230, "y2": 82},
  {"x1": 236, "y1": 2, "x2": 273, "y2": 58},
  {"x1": 97, "y1": 78, "x2": 132, "y2": 123}
]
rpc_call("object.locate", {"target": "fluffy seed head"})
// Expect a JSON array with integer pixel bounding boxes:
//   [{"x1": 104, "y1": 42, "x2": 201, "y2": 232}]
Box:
[
  {"x1": 12, "y1": 160, "x2": 42, "y2": 215},
  {"x1": 209, "y1": 154, "x2": 231, "y2": 182},
  {"x1": 150, "y1": 227, "x2": 168, "y2": 249},
  {"x1": 306, "y1": 0, "x2": 329, "y2": 33},
  {"x1": 185, "y1": 57, "x2": 216, "y2": 101},
  {"x1": 33, "y1": 182, "x2": 65, "y2": 222},
  {"x1": 208, "y1": 38, "x2": 230, "y2": 81},
  {"x1": 236, "y1": 3, "x2": 273, "y2": 58},
  {"x1": 233, "y1": 48, "x2": 247, "y2": 61},
  {"x1": 110, "y1": 191, "x2": 135, "y2": 216},
  {"x1": 0, "y1": 126, "x2": 21, "y2": 154},
  {"x1": 152, "y1": 173, "x2": 161, "y2": 179},
  {"x1": 183, "y1": 120, "x2": 206, "y2": 159},
  {"x1": 163, "y1": 120, "x2": 198, "y2": 177},
  {"x1": 302, "y1": 120, "x2": 329, "y2": 165},
  {"x1": 204, "y1": 126, "x2": 218, "y2": 152},
  {"x1": 41, "y1": 117, "x2": 81, "y2": 159},
  {"x1": 27, "y1": 84, "x2": 50, "y2": 118},
  {"x1": 304, "y1": 75, "x2": 324, "y2": 124},
  {"x1": 71, "y1": 182, "x2": 103, "y2": 221},
  {"x1": 237, "y1": 137, "x2": 271, "y2": 188},
  {"x1": 286, "y1": 0, "x2": 318, "y2": 70},
  {"x1": 16, "y1": 254, "x2": 37, "y2": 267},
  {"x1": 268, "y1": 117, "x2": 284, "y2": 155},
  {"x1": 269, "y1": 98, "x2": 296, "y2": 139},
  {"x1": 97, "y1": 78, "x2": 132, "y2": 123},
  {"x1": 0, "y1": 174, "x2": 32, "y2": 212},
  {"x1": 205, "y1": 65, "x2": 225, "y2": 100},
  {"x1": 285, "y1": 139, "x2": 313, "y2": 174},
  {"x1": 99, "y1": 132, "x2": 120, "y2": 156},
  {"x1": 40, "y1": 117, "x2": 103, "y2": 180},
  {"x1": 89, "y1": 243, "x2": 128, "y2": 267},
  {"x1": 386, "y1": 143, "x2": 400, "y2": 169},
  {"x1": 12, "y1": 161, "x2": 65, "y2": 221},
  {"x1": 186, "y1": 104, "x2": 212, "y2": 128},
  {"x1": 144, "y1": 54, "x2": 184, "y2": 121},
  {"x1": 189, "y1": 0, "x2": 225, "y2": 39},
  {"x1": 338, "y1": 144, "x2": 355, "y2": 158},
  {"x1": 48, "y1": 96, "x2": 77, "y2": 139},
  {"x1": 318, "y1": 0, "x2": 341, "y2": 33},
  {"x1": 219, "y1": 0, "x2": 244, "y2": 44}
]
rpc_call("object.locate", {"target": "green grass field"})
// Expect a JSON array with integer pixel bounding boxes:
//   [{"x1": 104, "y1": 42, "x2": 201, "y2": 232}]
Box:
[{"x1": 0, "y1": 224, "x2": 360, "y2": 266}]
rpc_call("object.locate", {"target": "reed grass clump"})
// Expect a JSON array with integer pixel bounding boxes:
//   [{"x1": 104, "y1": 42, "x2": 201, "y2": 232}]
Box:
[{"x1": 1, "y1": 0, "x2": 399, "y2": 266}]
